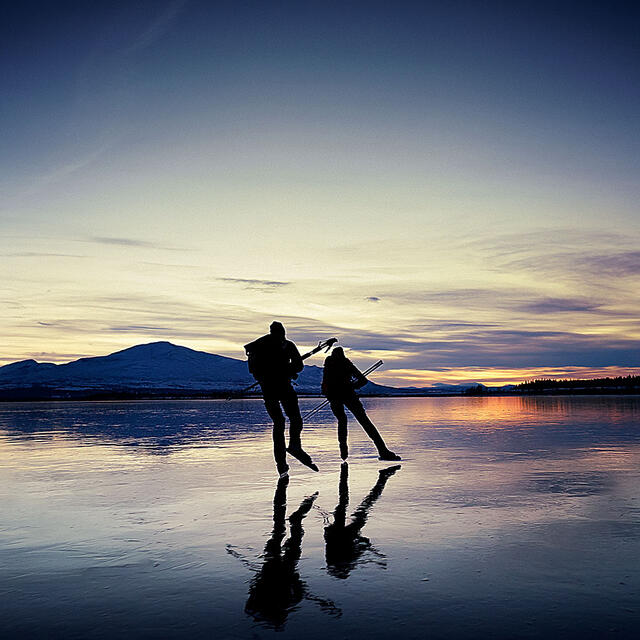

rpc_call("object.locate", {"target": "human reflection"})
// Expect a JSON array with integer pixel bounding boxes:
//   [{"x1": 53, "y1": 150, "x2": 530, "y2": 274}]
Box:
[
  {"x1": 227, "y1": 476, "x2": 340, "y2": 630},
  {"x1": 325, "y1": 463, "x2": 401, "y2": 579}
]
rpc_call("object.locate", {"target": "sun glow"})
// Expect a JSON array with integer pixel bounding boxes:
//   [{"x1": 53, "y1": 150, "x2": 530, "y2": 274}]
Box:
[{"x1": 377, "y1": 366, "x2": 640, "y2": 387}]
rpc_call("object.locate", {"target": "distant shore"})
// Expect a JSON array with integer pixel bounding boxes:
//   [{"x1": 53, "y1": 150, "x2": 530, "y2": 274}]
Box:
[{"x1": 1, "y1": 388, "x2": 639, "y2": 402}]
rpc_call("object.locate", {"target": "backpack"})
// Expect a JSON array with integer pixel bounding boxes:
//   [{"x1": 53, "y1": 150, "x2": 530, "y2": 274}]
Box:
[{"x1": 244, "y1": 335, "x2": 271, "y2": 380}]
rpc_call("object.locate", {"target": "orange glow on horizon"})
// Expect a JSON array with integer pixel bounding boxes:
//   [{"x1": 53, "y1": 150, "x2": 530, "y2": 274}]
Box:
[{"x1": 376, "y1": 366, "x2": 640, "y2": 387}]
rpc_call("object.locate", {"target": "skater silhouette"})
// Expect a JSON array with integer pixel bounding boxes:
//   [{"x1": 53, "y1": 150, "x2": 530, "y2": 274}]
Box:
[
  {"x1": 245, "y1": 322, "x2": 318, "y2": 476},
  {"x1": 227, "y1": 476, "x2": 340, "y2": 629},
  {"x1": 325, "y1": 463, "x2": 401, "y2": 579},
  {"x1": 322, "y1": 347, "x2": 400, "y2": 461}
]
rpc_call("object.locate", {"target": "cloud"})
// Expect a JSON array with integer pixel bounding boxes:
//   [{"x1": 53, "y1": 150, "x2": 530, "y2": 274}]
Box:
[
  {"x1": 3, "y1": 252, "x2": 84, "y2": 258},
  {"x1": 500, "y1": 250, "x2": 640, "y2": 283},
  {"x1": 471, "y1": 229, "x2": 631, "y2": 257},
  {"x1": 123, "y1": 0, "x2": 189, "y2": 55},
  {"x1": 382, "y1": 288, "x2": 512, "y2": 307},
  {"x1": 366, "y1": 296, "x2": 381, "y2": 302},
  {"x1": 377, "y1": 327, "x2": 640, "y2": 370},
  {"x1": 23, "y1": 142, "x2": 117, "y2": 196},
  {"x1": 90, "y1": 236, "x2": 159, "y2": 248},
  {"x1": 217, "y1": 277, "x2": 290, "y2": 290},
  {"x1": 411, "y1": 321, "x2": 500, "y2": 331},
  {"x1": 474, "y1": 229, "x2": 640, "y2": 282},
  {"x1": 88, "y1": 237, "x2": 184, "y2": 251},
  {"x1": 110, "y1": 324, "x2": 176, "y2": 333},
  {"x1": 516, "y1": 297, "x2": 604, "y2": 314},
  {"x1": 586, "y1": 251, "x2": 640, "y2": 277},
  {"x1": 371, "y1": 284, "x2": 635, "y2": 323}
]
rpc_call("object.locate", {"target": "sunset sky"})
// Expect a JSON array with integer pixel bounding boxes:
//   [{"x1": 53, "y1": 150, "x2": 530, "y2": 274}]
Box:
[{"x1": 2, "y1": 1, "x2": 639, "y2": 385}]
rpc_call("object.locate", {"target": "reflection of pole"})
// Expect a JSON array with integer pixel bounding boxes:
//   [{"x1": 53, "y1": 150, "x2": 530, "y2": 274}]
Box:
[{"x1": 303, "y1": 360, "x2": 383, "y2": 421}]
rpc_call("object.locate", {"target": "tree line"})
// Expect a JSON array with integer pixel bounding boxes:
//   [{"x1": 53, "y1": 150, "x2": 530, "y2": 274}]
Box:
[{"x1": 516, "y1": 375, "x2": 640, "y2": 391}]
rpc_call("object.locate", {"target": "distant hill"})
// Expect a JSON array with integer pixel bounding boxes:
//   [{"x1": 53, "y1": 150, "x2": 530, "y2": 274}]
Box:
[
  {"x1": 0, "y1": 341, "x2": 408, "y2": 400},
  {"x1": 0, "y1": 342, "x2": 253, "y2": 393}
]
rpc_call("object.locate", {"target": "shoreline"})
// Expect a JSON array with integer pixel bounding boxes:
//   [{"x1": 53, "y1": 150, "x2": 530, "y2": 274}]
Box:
[{"x1": 1, "y1": 389, "x2": 640, "y2": 402}]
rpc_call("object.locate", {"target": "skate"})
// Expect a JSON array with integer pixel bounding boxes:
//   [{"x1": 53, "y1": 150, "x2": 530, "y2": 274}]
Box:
[
  {"x1": 378, "y1": 449, "x2": 401, "y2": 461},
  {"x1": 286, "y1": 445, "x2": 319, "y2": 472}
]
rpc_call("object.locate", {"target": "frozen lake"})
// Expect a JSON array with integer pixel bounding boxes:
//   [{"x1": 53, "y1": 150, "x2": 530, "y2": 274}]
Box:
[{"x1": 1, "y1": 396, "x2": 639, "y2": 639}]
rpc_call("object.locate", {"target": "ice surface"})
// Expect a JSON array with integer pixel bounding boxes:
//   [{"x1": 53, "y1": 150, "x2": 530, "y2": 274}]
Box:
[{"x1": 1, "y1": 396, "x2": 639, "y2": 638}]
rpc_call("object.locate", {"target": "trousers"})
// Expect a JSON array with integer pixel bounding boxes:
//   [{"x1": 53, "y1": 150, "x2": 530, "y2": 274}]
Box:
[
  {"x1": 261, "y1": 382, "x2": 303, "y2": 473},
  {"x1": 328, "y1": 392, "x2": 386, "y2": 452}
]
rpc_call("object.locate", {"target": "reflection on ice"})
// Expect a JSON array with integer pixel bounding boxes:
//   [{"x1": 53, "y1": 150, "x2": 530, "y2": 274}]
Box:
[
  {"x1": 1, "y1": 396, "x2": 640, "y2": 638},
  {"x1": 228, "y1": 478, "x2": 339, "y2": 630},
  {"x1": 228, "y1": 464, "x2": 400, "y2": 629},
  {"x1": 325, "y1": 463, "x2": 400, "y2": 579}
]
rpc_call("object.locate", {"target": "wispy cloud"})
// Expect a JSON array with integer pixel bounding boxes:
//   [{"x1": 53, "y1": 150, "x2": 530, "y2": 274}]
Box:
[
  {"x1": 31, "y1": 142, "x2": 117, "y2": 193},
  {"x1": 88, "y1": 236, "x2": 184, "y2": 251},
  {"x1": 585, "y1": 251, "x2": 640, "y2": 277},
  {"x1": 217, "y1": 277, "x2": 290, "y2": 290},
  {"x1": 475, "y1": 229, "x2": 640, "y2": 281},
  {"x1": 3, "y1": 252, "x2": 85, "y2": 259},
  {"x1": 471, "y1": 229, "x2": 632, "y2": 257},
  {"x1": 376, "y1": 328, "x2": 640, "y2": 370},
  {"x1": 375, "y1": 283, "x2": 635, "y2": 322},
  {"x1": 516, "y1": 297, "x2": 604, "y2": 314},
  {"x1": 91, "y1": 236, "x2": 157, "y2": 247},
  {"x1": 3, "y1": 3, "x2": 189, "y2": 205},
  {"x1": 123, "y1": 0, "x2": 189, "y2": 55},
  {"x1": 109, "y1": 324, "x2": 176, "y2": 333}
]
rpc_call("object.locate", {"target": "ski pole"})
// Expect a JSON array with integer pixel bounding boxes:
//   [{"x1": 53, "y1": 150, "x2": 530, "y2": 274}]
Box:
[{"x1": 303, "y1": 359, "x2": 383, "y2": 421}]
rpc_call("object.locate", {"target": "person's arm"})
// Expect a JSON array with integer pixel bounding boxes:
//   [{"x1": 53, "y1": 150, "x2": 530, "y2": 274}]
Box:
[
  {"x1": 348, "y1": 360, "x2": 368, "y2": 389},
  {"x1": 288, "y1": 342, "x2": 304, "y2": 376}
]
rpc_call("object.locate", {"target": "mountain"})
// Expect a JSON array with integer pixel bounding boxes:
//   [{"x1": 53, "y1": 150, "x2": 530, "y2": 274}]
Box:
[
  {"x1": 0, "y1": 341, "x2": 479, "y2": 400},
  {"x1": 1, "y1": 342, "x2": 253, "y2": 393},
  {"x1": 0, "y1": 341, "x2": 331, "y2": 398}
]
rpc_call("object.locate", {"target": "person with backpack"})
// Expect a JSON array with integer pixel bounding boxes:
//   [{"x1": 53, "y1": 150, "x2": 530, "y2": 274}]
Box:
[
  {"x1": 321, "y1": 347, "x2": 401, "y2": 462},
  {"x1": 245, "y1": 322, "x2": 318, "y2": 477}
]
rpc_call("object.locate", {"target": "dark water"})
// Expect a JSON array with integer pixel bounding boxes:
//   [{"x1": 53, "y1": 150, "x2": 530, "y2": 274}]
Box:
[{"x1": 1, "y1": 396, "x2": 639, "y2": 639}]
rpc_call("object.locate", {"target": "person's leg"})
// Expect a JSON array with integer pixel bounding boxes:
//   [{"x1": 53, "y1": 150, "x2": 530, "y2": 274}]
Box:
[
  {"x1": 281, "y1": 386, "x2": 303, "y2": 449},
  {"x1": 344, "y1": 395, "x2": 400, "y2": 460},
  {"x1": 263, "y1": 391, "x2": 288, "y2": 475},
  {"x1": 282, "y1": 387, "x2": 319, "y2": 471},
  {"x1": 329, "y1": 397, "x2": 349, "y2": 460}
]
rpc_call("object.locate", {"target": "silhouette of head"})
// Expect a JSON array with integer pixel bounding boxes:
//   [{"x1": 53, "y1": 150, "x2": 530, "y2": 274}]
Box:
[
  {"x1": 270, "y1": 321, "x2": 286, "y2": 339},
  {"x1": 331, "y1": 346, "x2": 345, "y2": 359}
]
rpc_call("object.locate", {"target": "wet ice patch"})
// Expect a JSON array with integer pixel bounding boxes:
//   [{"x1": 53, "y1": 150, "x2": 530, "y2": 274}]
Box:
[{"x1": 527, "y1": 471, "x2": 612, "y2": 497}]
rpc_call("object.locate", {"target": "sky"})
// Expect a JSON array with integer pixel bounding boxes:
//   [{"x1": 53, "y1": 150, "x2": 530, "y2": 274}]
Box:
[{"x1": 2, "y1": 0, "x2": 639, "y2": 385}]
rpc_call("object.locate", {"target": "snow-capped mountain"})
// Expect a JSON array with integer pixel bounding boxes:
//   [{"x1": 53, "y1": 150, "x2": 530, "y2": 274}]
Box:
[{"x1": 0, "y1": 341, "x2": 326, "y2": 395}]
